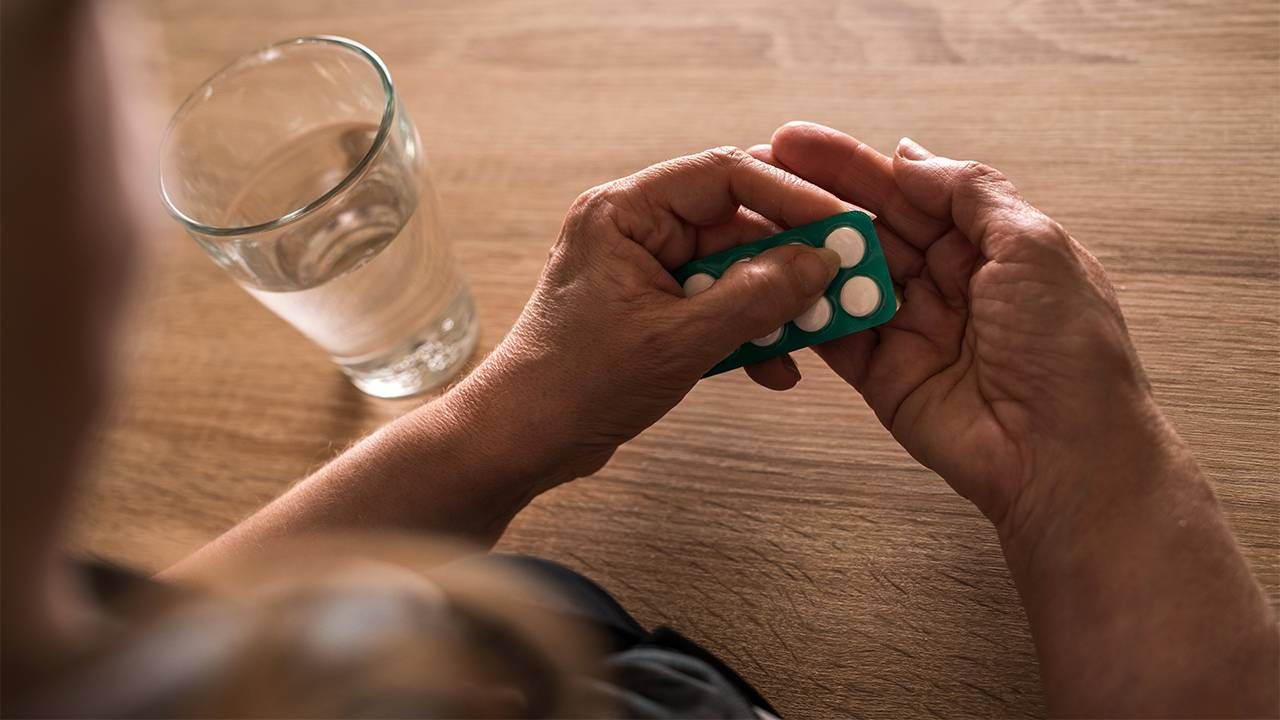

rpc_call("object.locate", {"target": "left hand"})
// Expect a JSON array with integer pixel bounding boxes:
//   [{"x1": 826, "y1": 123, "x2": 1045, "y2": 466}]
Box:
[
  {"x1": 745, "y1": 123, "x2": 1162, "y2": 534},
  {"x1": 447, "y1": 147, "x2": 852, "y2": 488}
]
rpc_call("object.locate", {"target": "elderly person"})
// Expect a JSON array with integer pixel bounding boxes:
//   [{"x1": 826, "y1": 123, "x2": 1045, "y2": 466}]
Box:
[{"x1": 3, "y1": 3, "x2": 1275, "y2": 717}]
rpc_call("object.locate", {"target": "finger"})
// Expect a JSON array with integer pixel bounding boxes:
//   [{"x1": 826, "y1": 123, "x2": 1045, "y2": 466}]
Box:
[
  {"x1": 760, "y1": 125, "x2": 923, "y2": 283},
  {"x1": 869, "y1": 221, "x2": 926, "y2": 284},
  {"x1": 685, "y1": 244, "x2": 841, "y2": 352},
  {"x1": 693, "y1": 207, "x2": 780, "y2": 260},
  {"x1": 812, "y1": 330, "x2": 878, "y2": 391},
  {"x1": 892, "y1": 137, "x2": 1065, "y2": 264},
  {"x1": 855, "y1": 277, "x2": 965, "y2": 427},
  {"x1": 809, "y1": 275, "x2": 964, "y2": 428},
  {"x1": 696, "y1": 201, "x2": 805, "y2": 390},
  {"x1": 746, "y1": 143, "x2": 777, "y2": 165},
  {"x1": 616, "y1": 146, "x2": 859, "y2": 242},
  {"x1": 770, "y1": 122, "x2": 949, "y2": 249},
  {"x1": 813, "y1": 268, "x2": 965, "y2": 411},
  {"x1": 744, "y1": 354, "x2": 801, "y2": 391},
  {"x1": 924, "y1": 227, "x2": 981, "y2": 309}
]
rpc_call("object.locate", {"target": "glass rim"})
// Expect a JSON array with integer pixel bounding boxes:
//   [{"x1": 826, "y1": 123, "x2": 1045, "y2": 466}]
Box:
[{"x1": 158, "y1": 35, "x2": 396, "y2": 237}]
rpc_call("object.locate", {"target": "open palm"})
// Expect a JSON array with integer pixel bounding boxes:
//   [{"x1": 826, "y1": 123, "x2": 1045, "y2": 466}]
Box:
[{"x1": 751, "y1": 123, "x2": 1148, "y2": 526}]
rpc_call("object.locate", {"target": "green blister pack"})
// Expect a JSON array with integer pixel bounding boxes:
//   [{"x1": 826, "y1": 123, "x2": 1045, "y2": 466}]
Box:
[{"x1": 673, "y1": 210, "x2": 896, "y2": 377}]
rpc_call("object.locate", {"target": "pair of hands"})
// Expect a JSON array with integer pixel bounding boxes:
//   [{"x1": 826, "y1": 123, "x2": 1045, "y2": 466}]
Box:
[
  {"x1": 471, "y1": 121, "x2": 1163, "y2": 539},
  {"x1": 433, "y1": 123, "x2": 1278, "y2": 719}
]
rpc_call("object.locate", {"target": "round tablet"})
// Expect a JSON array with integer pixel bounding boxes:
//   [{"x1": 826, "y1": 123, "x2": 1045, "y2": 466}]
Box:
[
  {"x1": 824, "y1": 227, "x2": 866, "y2": 268},
  {"x1": 839, "y1": 276, "x2": 882, "y2": 317},
  {"x1": 794, "y1": 296, "x2": 833, "y2": 332},
  {"x1": 682, "y1": 272, "x2": 715, "y2": 298},
  {"x1": 751, "y1": 327, "x2": 783, "y2": 347}
]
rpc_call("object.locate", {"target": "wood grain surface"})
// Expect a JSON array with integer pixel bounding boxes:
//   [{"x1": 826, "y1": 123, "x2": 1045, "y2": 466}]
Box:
[{"x1": 74, "y1": 2, "x2": 1279, "y2": 717}]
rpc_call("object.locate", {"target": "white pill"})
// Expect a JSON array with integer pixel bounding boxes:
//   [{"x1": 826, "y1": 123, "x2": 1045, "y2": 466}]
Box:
[
  {"x1": 751, "y1": 327, "x2": 783, "y2": 347},
  {"x1": 682, "y1": 272, "x2": 715, "y2": 297},
  {"x1": 840, "y1": 276, "x2": 882, "y2": 317},
  {"x1": 824, "y1": 227, "x2": 866, "y2": 268},
  {"x1": 794, "y1": 296, "x2": 833, "y2": 332}
]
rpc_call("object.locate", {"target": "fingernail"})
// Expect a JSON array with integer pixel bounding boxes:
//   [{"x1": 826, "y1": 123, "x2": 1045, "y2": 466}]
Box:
[
  {"x1": 843, "y1": 201, "x2": 877, "y2": 221},
  {"x1": 897, "y1": 136, "x2": 933, "y2": 161},
  {"x1": 815, "y1": 246, "x2": 842, "y2": 273}
]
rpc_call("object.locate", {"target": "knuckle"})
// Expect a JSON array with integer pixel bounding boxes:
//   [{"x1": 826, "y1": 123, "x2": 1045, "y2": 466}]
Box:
[
  {"x1": 703, "y1": 145, "x2": 752, "y2": 169},
  {"x1": 569, "y1": 182, "x2": 616, "y2": 218},
  {"x1": 1038, "y1": 217, "x2": 1070, "y2": 246},
  {"x1": 739, "y1": 262, "x2": 785, "y2": 298},
  {"x1": 732, "y1": 263, "x2": 791, "y2": 328},
  {"x1": 564, "y1": 182, "x2": 627, "y2": 241},
  {"x1": 1013, "y1": 209, "x2": 1065, "y2": 239},
  {"x1": 953, "y1": 160, "x2": 1023, "y2": 222},
  {"x1": 957, "y1": 161, "x2": 1024, "y2": 210},
  {"x1": 1017, "y1": 213, "x2": 1072, "y2": 254},
  {"x1": 557, "y1": 183, "x2": 625, "y2": 261},
  {"x1": 958, "y1": 160, "x2": 1008, "y2": 191}
]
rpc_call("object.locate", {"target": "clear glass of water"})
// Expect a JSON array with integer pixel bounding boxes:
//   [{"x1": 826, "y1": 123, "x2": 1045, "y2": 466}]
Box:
[{"x1": 159, "y1": 36, "x2": 477, "y2": 398}]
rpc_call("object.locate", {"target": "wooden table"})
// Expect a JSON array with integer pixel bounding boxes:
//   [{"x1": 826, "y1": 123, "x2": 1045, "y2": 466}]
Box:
[{"x1": 77, "y1": 2, "x2": 1279, "y2": 717}]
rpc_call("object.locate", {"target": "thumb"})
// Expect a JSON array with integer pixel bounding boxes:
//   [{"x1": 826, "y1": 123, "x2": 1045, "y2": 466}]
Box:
[
  {"x1": 892, "y1": 137, "x2": 1035, "y2": 260},
  {"x1": 683, "y1": 244, "x2": 841, "y2": 354}
]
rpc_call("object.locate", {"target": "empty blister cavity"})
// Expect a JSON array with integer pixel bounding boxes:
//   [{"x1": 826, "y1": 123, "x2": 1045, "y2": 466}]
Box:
[
  {"x1": 683, "y1": 272, "x2": 715, "y2": 298},
  {"x1": 824, "y1": 227, "x2": 866, "y2": 268},
  {"x1": 794, "y1": 296, "x2": 833, "y2": 332},
  {"x1": 751, "y1": 327, "x2": 784, "y2": 347},
  {"x1": 840, "y1": 276, "x2": 881, "y2": 317}
]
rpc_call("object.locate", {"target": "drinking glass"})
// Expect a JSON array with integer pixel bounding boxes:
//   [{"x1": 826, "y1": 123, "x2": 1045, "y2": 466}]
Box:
[{"x1": 159, "y1": 36, "x2": 477, "y2": 398}]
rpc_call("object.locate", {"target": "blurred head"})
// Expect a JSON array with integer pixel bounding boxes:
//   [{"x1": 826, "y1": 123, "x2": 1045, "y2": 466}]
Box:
[
  {"x1": 1, "y1": 0, "x2": 162, "y2": 682},
  {"x1": 1, "y1": 9, "x2": 603, "y2": 717}
]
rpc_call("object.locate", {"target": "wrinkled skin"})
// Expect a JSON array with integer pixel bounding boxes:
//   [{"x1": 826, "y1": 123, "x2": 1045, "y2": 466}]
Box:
[
  {"x1": 749, "y1": 125, "x2": 1155, "y2": 538},
  {"x1": 478, "y1": 146, "x2": 853, "y2": 485}
]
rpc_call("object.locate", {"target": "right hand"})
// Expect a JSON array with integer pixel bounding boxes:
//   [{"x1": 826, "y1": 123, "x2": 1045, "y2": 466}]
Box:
[
  {"x1": 751, "y1": 122, "x2": 1174, "y2": 538},
  {"x1": 454, "y1": 146, "x2": 849, "y2": 490}
]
